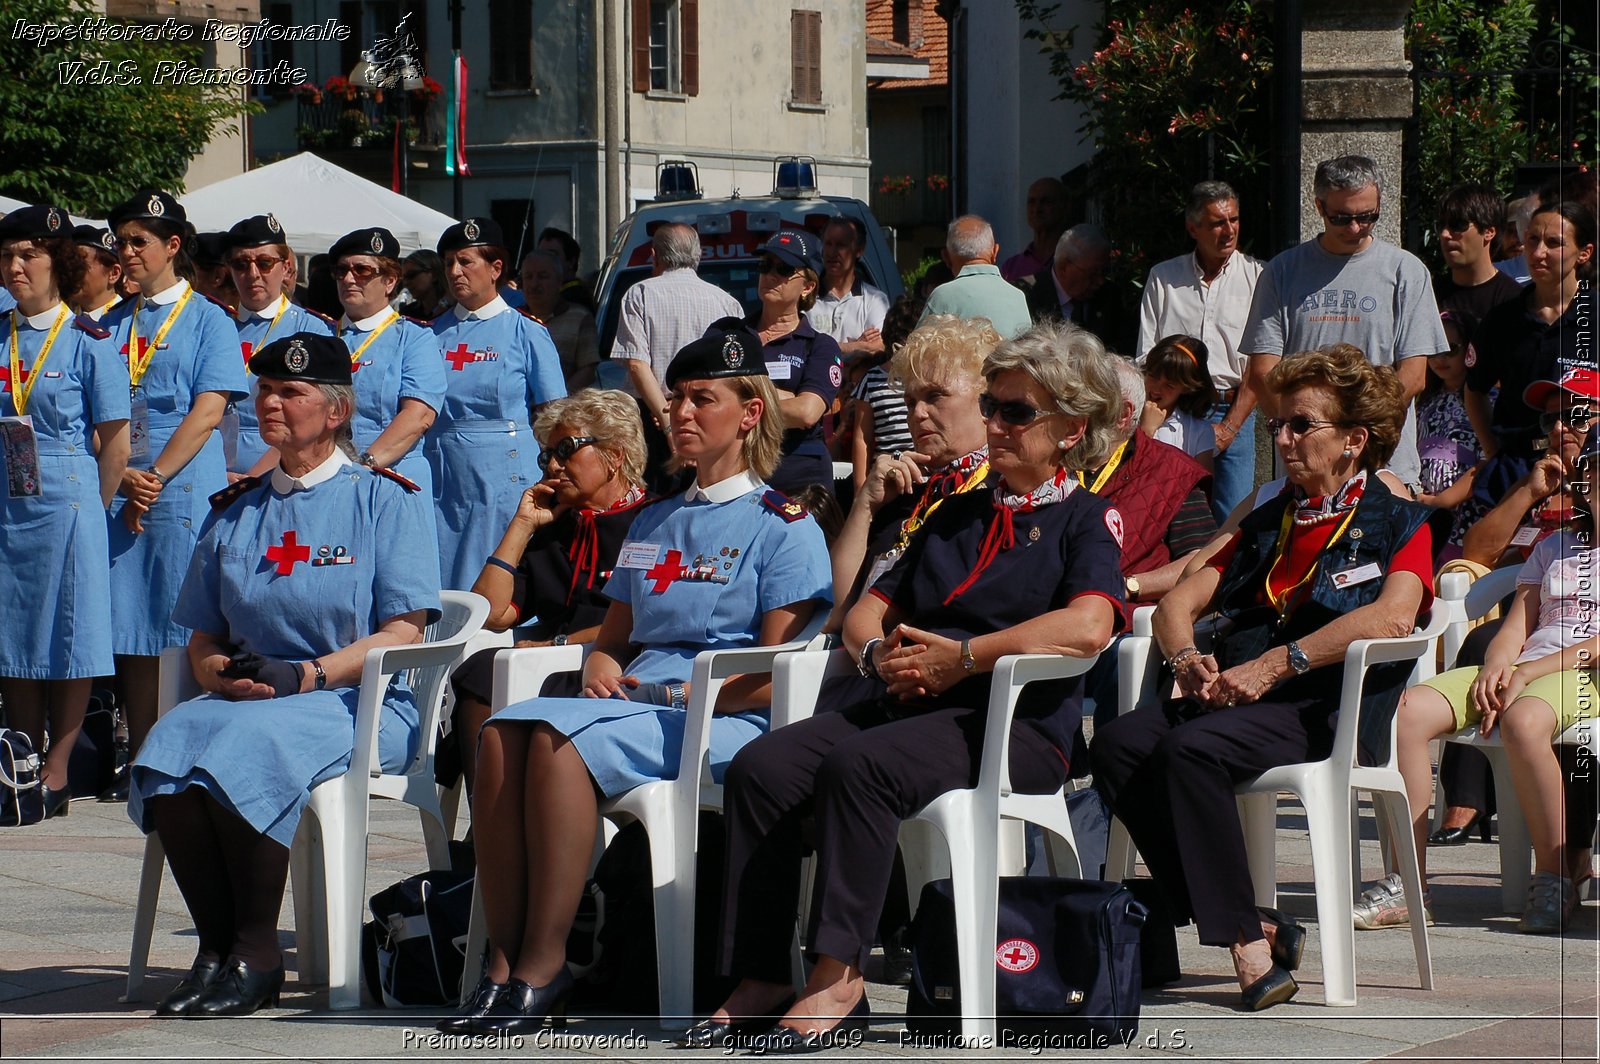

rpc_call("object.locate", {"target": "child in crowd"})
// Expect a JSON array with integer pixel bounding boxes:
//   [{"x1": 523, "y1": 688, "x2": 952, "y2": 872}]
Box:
[
  {"x1": 1139, "y1": 334, "x2": 1218, "y2": 470},
  {"x1": 1416, "y1": 311, "x2": 1485, "y2": 560}
]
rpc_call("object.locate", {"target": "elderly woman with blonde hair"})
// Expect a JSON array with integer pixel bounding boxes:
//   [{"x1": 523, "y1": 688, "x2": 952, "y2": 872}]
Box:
[{"x1": 696, "y1": 320, "x2": 1129, "y2": 1047}]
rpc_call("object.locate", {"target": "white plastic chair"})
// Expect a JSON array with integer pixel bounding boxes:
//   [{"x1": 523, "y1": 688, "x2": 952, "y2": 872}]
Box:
[
  {"x1": 772, "y1": 645, "x2": 1095, "y2": 1045},
  {"x1": 126, "y1": 590, "x2": 490, "y2": 1009},
  {"x1": 1435, "y1": 566, "x2": 1593, "y2": 912},
  {"x1": 458, "y1": 620, "x2": 825, "y2": 1026}
]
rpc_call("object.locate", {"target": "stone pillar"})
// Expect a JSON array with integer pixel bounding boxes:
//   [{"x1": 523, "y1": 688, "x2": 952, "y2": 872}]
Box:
[{"x1": 1299, "y1": 0, "x2": 1414, "y2": 243}]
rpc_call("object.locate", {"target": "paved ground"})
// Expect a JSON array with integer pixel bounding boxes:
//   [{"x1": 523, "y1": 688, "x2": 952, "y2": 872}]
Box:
[{"x1": 1, "y1": 794, "x2": 1596, "y2": 1063}]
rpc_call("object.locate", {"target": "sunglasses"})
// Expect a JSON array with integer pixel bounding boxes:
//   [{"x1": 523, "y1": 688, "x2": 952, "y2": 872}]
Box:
[
  {"x1": 1268, "y1": 415, "x2": 1348, "y2": 438},
  {"x1": 756, "y1": 258, "x2": 798, "y2": 278},
  {"x1": 537, "y1": 435, "x2": 597, "y2": 469},
  {"x1": 229, "y1": 255, "x2": 286, "y2": 273},
  {"x1": 1324, "y1": 210, "x2": 1381, "y2": 228},
  {"x1": 116, "y1": 234, "x2": 159, "y2": 252},
  {"x1": 333, "y1": 262, "x2": 381, "y2": 281},
  {"x1": 978, "y1": 393, "x2": 1054, "y2": 427},
  {"x1": 1539, "y1": 407, "x2": 1595, "y2": 435},
  {"x1": 1436, "y1": 215, "x2": 1476, "y2": 233}
]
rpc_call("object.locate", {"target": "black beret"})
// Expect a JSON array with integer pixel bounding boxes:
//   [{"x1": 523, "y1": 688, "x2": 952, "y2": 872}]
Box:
[
  {"x1": 665, "y1": 316, "x2": 768, "y2": 388},
  {"x1": 437, "y1": 217, "x2": 505, "y2": 255},
  {"x1": 248, "y1": 331, "x2": 352, "y2": 385},
  {"x1": 0, "y1": 204, "x2": 72, "y2": 243},
  {"x1": 107, "y1": 189, "x2": 185, "y2": 231},
  {"x1": 329, "y1": 227, "x2": 400, "y2": 261},
  {"x1": 224, "y1": 213, "x2": 287, "y2": 251},
  {"x1": 193, "y1": 232, "x2": 229, "y2": 268},
  {"x1": 762, "y1": 229, "x2": 822, "y2": 275},
  {"x1": 71, "y1": 224, "x2": 118, "y2": 253}
]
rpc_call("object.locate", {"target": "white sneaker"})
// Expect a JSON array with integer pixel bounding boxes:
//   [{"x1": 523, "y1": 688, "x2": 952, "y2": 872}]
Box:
[{"x1": 1352, "y1": 872, "x2": 1433, "y2": 930}]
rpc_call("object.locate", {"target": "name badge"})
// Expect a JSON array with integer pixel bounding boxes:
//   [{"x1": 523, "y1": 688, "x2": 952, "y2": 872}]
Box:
[
  {"x1": 128, "y1": 397, "x2": 150, "y2": 460},
  {"x1": 864, "y1": 552, "x2": 898, "y2": 590},
  {"x1": 1330, "y1": 561, "x2": 1383, "y2": 589},
  {"x1": 1509, "y1": 525, "x2": 1540, "y2": 547},
  {"x1": 617, "y1": 541, "x2": 662, "y2": 569},
  {"x1": 0, "y1": 415, "x2": 41, "y2": 498},
  {"x1": 765, "y1": 359, "x2": 794, "y2": 381}
]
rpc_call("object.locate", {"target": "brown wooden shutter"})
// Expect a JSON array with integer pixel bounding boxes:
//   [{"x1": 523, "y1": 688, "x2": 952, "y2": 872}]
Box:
[
  {"x1": 682, "y1": 0, "x2": 699, "y2": 96},
  {"x1": 791, "y1": 10, "x2": 821, "y2": 104},
  {"x1": 632, "y1": 0, "x2": 651, "y2": 92}
]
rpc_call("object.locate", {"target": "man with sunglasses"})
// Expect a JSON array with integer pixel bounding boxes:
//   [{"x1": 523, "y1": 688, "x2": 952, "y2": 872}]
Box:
[
  {"x1": 1241, "y1": 155, "x2": 1447, "y2": 489},
  {"x1": 1433, "y1": 183, "x2": 1524, "y2": 325}
]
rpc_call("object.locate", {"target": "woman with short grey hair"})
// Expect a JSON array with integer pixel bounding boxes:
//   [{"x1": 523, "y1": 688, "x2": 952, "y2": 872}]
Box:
[{"x1": 983, "y1": 317, "x2": 1123, "y2": 473}]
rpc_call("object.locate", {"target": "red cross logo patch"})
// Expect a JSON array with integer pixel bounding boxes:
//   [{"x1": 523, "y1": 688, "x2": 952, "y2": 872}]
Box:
[
  {"x1": 264, "y1": 530, "x2": 311, "y2": 575},
  {"x1": 0, "y1": 364, "x2": 29, "y2": 394},
  {"x1": 995, "y1": 938, "x2": 1039, "y2": 973}
]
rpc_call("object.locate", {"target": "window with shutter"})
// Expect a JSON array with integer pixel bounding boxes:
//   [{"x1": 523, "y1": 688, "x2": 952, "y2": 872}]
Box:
[
  {"x1": 634, "y1": 0, "x2": 684, "y2": 93},
  {"x1": 791, "y1": 9, "x2": 821, "y2": 105}
]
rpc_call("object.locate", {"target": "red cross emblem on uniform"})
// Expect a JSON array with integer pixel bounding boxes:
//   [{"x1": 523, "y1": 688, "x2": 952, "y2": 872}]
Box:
[
  {"x1": 240, "y1": 341, "x2": 253, "y2": 365},
  {"x1": 644, "y1": 549, "x2": 685, "y2": 593},
  {"x1": 445, "y1": 343, "x2": 478, "y2": 371},
  {"x1": 0, "y1": 363, "x2": 28, "y2": 393},
  {"x1": 264, "y1": 530, "x2": 311, "y2": 575},
  {"x1": 120, "y1": 337, "x2": 151, "y2": 362}
]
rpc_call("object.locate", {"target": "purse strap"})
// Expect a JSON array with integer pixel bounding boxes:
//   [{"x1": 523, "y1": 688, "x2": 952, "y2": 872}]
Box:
[{"x1": 0, "y1": 731, "x2": 41, "y2": 792}]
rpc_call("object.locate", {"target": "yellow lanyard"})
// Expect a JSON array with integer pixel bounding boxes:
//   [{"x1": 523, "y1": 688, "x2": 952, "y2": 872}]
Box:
[
  {"x1": 242, "y1": 299, "x2": 293, "y2": 374},
  {"x1": 346, "y1": 311, "x2": 400, "y2": 366},
  {"x1": 1077, "y1": 438, "x2": 1129, "y2": 494},
  {"x1": 96, "y1": 297, "x2": 118, "y2": 319},
  {"x1": 6, "y1": 305, "x2": 70, "y2": 416},
  {"x1": 127, "y1": 288, "x2": 193, "y2": 390},
  {"x1": 1265, "y1": 503, "x2": 1360, "y2": 619},
  {"x1": 890, "y1": 459, "x2": 991, "y2": 556}
]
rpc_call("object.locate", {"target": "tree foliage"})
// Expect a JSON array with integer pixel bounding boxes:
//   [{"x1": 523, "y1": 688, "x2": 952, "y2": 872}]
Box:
[{"x1": 0, "y1": 0, "x2": 257, "y2": 216}]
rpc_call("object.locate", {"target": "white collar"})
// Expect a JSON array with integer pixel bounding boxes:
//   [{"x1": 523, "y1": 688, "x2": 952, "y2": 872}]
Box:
[
  {"x1": 19, "y1": 302, "x2": 68, "y2": 329},
  {"x1": 145, "y1": 279, "x2": 190, "y2": 306},
  {"x1": 344, "y1": 306, "x2": 397, "y2": 331},
  {"x1": 237, "y1": 294, "x2": 286, "y2": 323},
  {"x1": 684, "y1": 468, "x2": 763, "y2": 504},
  {"x1": 270, "y1": 449, "x2": 352, "y2": 494},
  {"x1": 453, "y1": 295, "x2": 509, "y2": 321}
]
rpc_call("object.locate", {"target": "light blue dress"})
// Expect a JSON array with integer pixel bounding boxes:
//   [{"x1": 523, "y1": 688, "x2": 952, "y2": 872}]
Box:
[
  {"x1": 104, "y1": 284, "x2": 246, "y2": 656},
  {"x1": 128, "y1": 460, "x2": 442, "y2": 846},
  {"x1": 341, "y1": 311, "x2": 448, "y2": 495},
  {"x1": 225, "y1": 300, "x2": 335, "y2": 474},
  {"x1": 488, "y1": 483, "x2": 833, "y2": 798},
  {"x1": 0, "y1": 306, "x2": 131, "y2": 678},
  {"x1": 426, "y1": 301, "x2": 565, "y2": 590}
]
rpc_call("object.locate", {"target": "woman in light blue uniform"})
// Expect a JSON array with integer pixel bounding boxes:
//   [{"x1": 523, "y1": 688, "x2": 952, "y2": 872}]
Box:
[
  {"x1": 103, "y1": 190, "x2": 246, "y2": 766},
  {"x1": 222, "y1": 214, "x2": 334, "y2": 477},
  {"x1": 329, "y1": 227, "x2": 446, "y2": 499},
  {"x1": 0, "y1": 205, "x2": 131, "y2": 819},
  {"x1": 438, "y1": 321, "x2": 831, "y2": 1036},
  {"x1": 129, "y1": 332, "x2": 441, "y2": 1018},
  {"x1": 427, "y1": 217, "x2": 565, "y2": 590}
]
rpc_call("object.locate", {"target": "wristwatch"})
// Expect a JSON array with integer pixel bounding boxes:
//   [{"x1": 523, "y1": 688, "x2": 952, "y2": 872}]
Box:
[
  {"x1": 1124, "y1": 575, "x2": 1141, "y2": 600},
  {"x1": 1286, "y1": 641, "x2": 1311, "y2": 675},
  {"x1": 552, "y1": 634, "x2": 568, "y2": 646},
  {"x1": 858, "y1": 637, "x2": 884, "y2": 679},
  {"x1": 960, "y1": 639, "x2": 977, "y2": 673},
  {"x1": 358, "y1": 451, "x2": 377, "y2": 468},
  {"x1": 308, "y1": 658, "x2": 328, "y2": 690}
]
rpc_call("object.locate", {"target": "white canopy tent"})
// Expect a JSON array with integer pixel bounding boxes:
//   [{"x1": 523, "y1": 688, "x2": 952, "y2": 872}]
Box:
[{"x1": 179, "y1": 153, "x2": 455, "y2": 255}]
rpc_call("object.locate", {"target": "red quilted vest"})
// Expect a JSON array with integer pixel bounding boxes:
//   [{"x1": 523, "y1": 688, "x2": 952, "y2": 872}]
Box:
[{"x1": 1091, "y1": 433, "x2": 1210, "y2": 576}]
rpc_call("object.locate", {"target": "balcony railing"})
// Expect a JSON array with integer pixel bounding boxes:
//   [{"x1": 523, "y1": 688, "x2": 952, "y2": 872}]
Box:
[{"x1": 294, "y1": 94, "x2": 440, "y2": 152}]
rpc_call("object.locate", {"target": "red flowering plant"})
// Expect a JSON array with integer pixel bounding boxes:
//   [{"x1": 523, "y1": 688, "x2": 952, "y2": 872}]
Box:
[
  {"x1": 292, "y1": 81, "x2": 323, "y2": 105},
  {"x1": 411, "y1": 75, "x2": 444, "y2": 103},
  {"x1": 926, "y1": 173, "x2": 950, "y2": 192},
  {"x1": 323, "y1": 74, "x2": 361, "y2": 104},
  {"x1": 878, "y1": 174, "x2": 916, "y2": 196}
]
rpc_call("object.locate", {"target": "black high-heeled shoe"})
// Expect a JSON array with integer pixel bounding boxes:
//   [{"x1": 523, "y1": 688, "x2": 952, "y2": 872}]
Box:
[
  {"x1": 1257, "y1": 906, "x2": 1307, "y2": 971},
  {"x1": 681, "y1": 995, "x2": 796, "y2": 1048},
  {"x1": 437, "y1": 975, "x2": 508, "y2": 1034},
  {"x1": 154, "y1": 956, "x2": 223, "y2": 1017},
  {"x1": 1238, "y1": 963, "x2": 1298, "y2": 1011},
  {"x1": 39, "y1": 782, "x2": 70, "y2": 820},
  {"x1": 1428, "y1": 811, "x2": 1489, "y2": 845},
  {"x1": 469, "y1": 966, "x2": 573, "y2": 1035},
  {"x1": 186, "y1": 958, "x2": 285, "y2": 1017},
  {"x1": 752, "y1": 994, "x2": 872, "y2": 1054}
]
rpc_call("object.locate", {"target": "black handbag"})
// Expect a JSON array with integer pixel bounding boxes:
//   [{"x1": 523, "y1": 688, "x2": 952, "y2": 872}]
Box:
[
  {"x1": 0, "y1": 728, "x2": 43, "y2": 827},
  {"x1": 906, "y1": 876, "x2": 1147, "y2": 1048},
  {"x1": 360, "y1": 870, "x2": 474, "y2": 1007}
]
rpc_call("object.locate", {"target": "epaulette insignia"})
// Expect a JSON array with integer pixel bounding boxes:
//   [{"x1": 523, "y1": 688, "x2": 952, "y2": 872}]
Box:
[
  {"x1": 302, "y1": 306, "x2": 337, "y2": 326},
  {"x1": 517, "y1": 306, "x2": 546, "y2": 325},
  {"x1": 73, "y1": 314, "x2": 110, "y2": 339},
  {"x1": 761, "y1": 489, "x2": 806, "y2": 522},
  {"x1": 209, "y1": 473, "x2": 264, "y2": 510},
  {"x1": 373, "y1": 465, "x2": 421, "y2": 493},
  {"x1": 400, "y1": 314, "x2": 430, "y2": 327},
  {"x1": 200, "y1": 292, "x2": 236, "y2": 314}
]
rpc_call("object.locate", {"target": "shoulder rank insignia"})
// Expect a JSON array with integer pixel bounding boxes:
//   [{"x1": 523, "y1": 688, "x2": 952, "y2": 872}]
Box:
[
  {"x1": 761, "y1": 489, "x2": 807, "y2": 523},
  {"x1": 209, "y1": 473, "x2": 265, "y2": 510},
  {"x1": 73, "y1": 314, "x2": 110, "y2": 340},
  {"x1": 199, "y1": 292, "x2": 236, "y2": 315},
  {"x1": 400, "y1": 314, "x2": 430, "y2": 327},
  {"x1": 372, "y1": 465, "x2": 421, "y2": 493},
  {"x1": 302, "y1": 305, "x2": 337, "y2": 327},
  {"x1": 517, "y1": 306, "x2": 545, "y2": 325}
]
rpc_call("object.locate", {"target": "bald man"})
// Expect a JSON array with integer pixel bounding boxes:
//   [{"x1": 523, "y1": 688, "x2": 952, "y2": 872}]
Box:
[{"x1": 919, "y1": 215, "x2": 1033, "y2": 338}]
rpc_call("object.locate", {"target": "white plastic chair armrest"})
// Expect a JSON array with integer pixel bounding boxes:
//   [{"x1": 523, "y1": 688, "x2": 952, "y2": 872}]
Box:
[
  {"x1": 675, "y1": 638, "x2": 817, "y2": 784},
  {"x1": 490, "y1": 643, "x2": 589, "y2": 707},
  {"x1": 1328, "y1": 607, "x2": 1448, "y2": 769},
  {"x1": 980, "y1": 652, "x2": 1099, "y2": 798},
  {"x1": 771, "y1": 648, "x2": 853, "y2": 730}
]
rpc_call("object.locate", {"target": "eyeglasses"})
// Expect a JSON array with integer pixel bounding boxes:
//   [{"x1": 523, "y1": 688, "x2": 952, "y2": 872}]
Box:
[
  {"x1": 756, "y1": 258, "x2": 798, "y2": 278},
  {"x1": 1540, "y1": 407, "x2": 1595, "y2": 435},
  {"x1": 978, "y1": 393, "x2": 1054, "y2": 427},
  {"x1": 228, "y1": 255, "x2": 286, "y2": 274},
  {"x1": 1268, "y1": 415, "x2": 1348, "y2": 438},
  {"x1": 1323, "y1": 210, "x2": 1381, "y2": 228},
  {"x1": 537, "y1": 435, "x2": 597, "y2": 468},
  {"x1": 333, "y1": 262, "x2": 381, "y2": 281}
]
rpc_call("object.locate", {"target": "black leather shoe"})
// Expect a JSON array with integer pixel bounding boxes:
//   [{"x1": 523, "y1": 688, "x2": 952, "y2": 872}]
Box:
[
  {"x1": 437, "y1": 976, "x2": 508, "y2": 1034},
  {"x1": 39, "y1": 782, "x2": 71, "y2": 820},
  {"x1": 469, "y1": 967, "x2": 573, "y2": 1035},
  {"x1": 154, "y1": 957, "x2": 223, "y2": 1017},
  {"x1": 1239, "y1": 964, "x2": 1298, "y2": 1011},
  {"x1": 751, "y1": 994, "x2": 871, "y2": 1054},
  {"x1": 186, "y1": 958, "x2": 285, "y2": 1017},
  {"x1": 1429, "y1": 812, "x2": 1488, "y2": 845},
  {"x1": 1257, "y1": 906, "x2": 1307, "y2": 971},
  {"x1": 681, "y1": 995, "x2": 795, "y2": 1048},
  {"x1": 98, "y1": 764, "x2": 130, "y2": 803}
]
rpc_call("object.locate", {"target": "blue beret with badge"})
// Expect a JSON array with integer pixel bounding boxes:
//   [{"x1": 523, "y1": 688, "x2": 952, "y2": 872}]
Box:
[
  {"x1": 0, "y1": 204, "x2": 71, "y2": 242},
  {"x1": 71, "y1": 224, "x2": 118, "y2": 253},
  {"x1": 665, "y1": 316, "x2": 769, "y2": 387},
  {"x1": 437, "y1": 216, "x2": 505, "y2": 255},
  {"x1": 224, "y1": 214, "x2": 287, "y2": 251},
  {"x1": 107, "y1": 189, "x2": 185, "y2": 230}
]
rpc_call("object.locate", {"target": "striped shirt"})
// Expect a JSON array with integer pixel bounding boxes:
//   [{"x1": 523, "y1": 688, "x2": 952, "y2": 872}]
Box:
[{"x1": 854, "y1": 365, "x2": 914, "y2": 456}]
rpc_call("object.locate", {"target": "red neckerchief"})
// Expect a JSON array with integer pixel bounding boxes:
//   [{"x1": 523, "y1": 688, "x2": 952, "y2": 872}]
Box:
[
  {"x1": 943, "y1": 468, "x2": 1075, "y2": 605},
  {"x1": 1289, "y1": 469, "x2": 1366, "y2": 526},
  {"x1": 567, "y1": 485, "x2": 646, "y2": 604}
]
